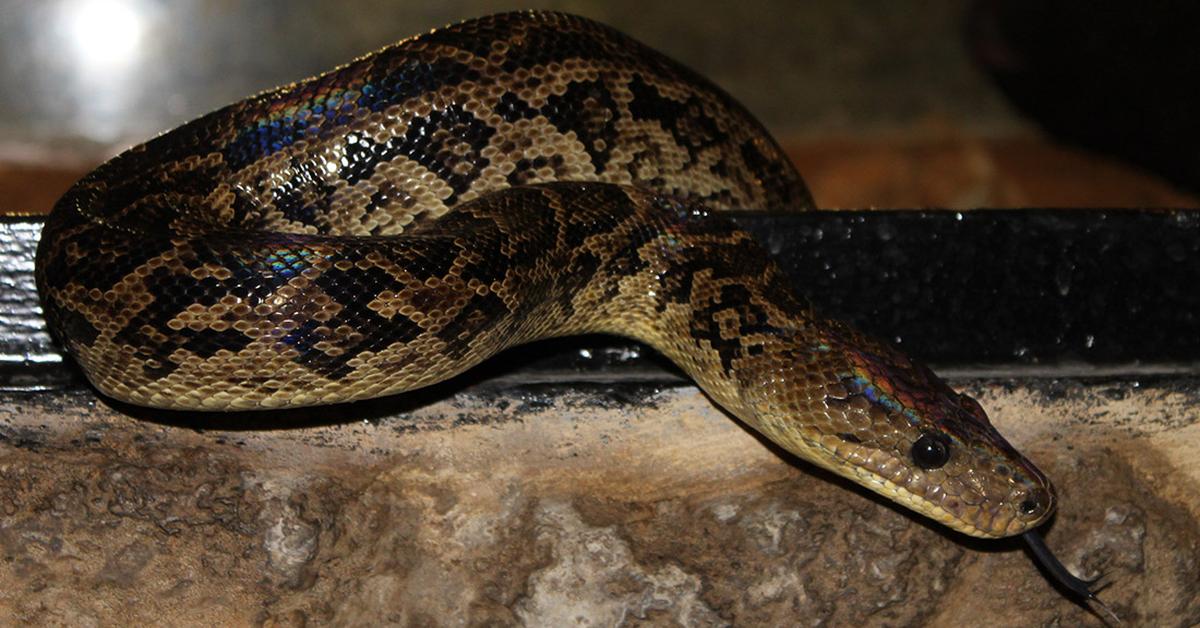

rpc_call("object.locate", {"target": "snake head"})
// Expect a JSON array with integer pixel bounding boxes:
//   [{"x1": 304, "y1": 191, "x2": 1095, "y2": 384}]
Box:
[{"x1": 740, "y1": 323, "x2": 1055, "y2": 539}]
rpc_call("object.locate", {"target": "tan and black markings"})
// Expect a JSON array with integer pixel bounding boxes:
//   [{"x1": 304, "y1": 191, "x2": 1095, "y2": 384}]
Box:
[{"x1": 38, "y1": 11, "x2": 1060, "y2": 546}]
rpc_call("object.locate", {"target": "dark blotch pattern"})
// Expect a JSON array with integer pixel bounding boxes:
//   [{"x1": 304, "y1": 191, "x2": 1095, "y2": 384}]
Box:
[{"x1": 543, "y1": 80, "x2": 620, "y2": 173}]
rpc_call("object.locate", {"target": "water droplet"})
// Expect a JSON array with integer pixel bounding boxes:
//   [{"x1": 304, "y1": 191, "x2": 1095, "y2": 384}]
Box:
[
  {"x1": 876, "y1": 222, "x2": 896, "y2": 242},
  {"x1": 1054, "y1": 262, "x2": 1073, "y2": 296}
]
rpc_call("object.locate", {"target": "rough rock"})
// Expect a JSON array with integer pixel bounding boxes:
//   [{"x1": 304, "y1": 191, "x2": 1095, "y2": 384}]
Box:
[{"x1": 1, "y1": 378, "x2": 1198, "y2": 626}]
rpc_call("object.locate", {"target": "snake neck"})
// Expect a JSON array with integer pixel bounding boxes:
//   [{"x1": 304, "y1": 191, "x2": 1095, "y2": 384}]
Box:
[{"x1": 505, "y1": 183, "x2": 814, "y2": 424}]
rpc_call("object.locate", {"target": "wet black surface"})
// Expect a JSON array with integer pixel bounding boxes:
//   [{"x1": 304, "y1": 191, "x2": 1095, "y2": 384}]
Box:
[
  {"x1": 0, "y1": 219, "x2": 63, "y2": 383},
  {"x1": 4, "y1": 209, "x2": 1199, "y2": 390},
  {"x1": 731, "y1": 209, "x2": 1200, "y2": 369}
]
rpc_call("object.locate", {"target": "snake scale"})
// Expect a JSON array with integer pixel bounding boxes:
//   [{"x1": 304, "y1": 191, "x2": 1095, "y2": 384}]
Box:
[{"x1": 38, "y1": 10, "x2": 1104, "y2": 603}]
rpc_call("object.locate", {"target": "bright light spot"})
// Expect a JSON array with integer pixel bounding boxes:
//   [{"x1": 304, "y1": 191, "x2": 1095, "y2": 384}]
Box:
[{"x1": 59, "y1": 0, "x2": 145, "y2": 72}]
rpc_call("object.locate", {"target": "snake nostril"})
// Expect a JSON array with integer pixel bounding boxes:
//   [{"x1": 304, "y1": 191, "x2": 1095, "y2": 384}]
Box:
[{"x1": 1018, "y1": 488, "x2": 1050, "y2": 517}]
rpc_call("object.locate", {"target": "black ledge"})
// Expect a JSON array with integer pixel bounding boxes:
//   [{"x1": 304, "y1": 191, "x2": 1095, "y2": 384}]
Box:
[{"x1": 3, "y1": 209, "x2": 1199, "y2": 390}]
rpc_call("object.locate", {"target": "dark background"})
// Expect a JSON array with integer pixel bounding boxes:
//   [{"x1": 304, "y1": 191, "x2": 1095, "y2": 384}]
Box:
[{"x1": 0, "y1": 0, "x2": 1196, "y2": 213}]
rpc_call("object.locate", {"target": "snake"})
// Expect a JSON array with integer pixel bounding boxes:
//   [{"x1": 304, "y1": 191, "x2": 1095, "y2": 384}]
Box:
[{"x1": 35, "y1": 10, "x2": 1108, "y2": 610}]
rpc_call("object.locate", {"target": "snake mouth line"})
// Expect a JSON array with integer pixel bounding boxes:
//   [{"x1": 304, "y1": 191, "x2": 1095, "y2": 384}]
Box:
[
  {"x1": 851, "y1": 466, "x2": 1009, "y2": 538},
  {"x1": 802, "y1": 438, "x2": 1034, "y2": 539}
]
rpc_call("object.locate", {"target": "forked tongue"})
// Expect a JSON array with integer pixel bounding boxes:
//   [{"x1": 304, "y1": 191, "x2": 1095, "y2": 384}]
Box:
[{"x1": 1022, "y1": 529, "x2": 1121, "y2": 625}]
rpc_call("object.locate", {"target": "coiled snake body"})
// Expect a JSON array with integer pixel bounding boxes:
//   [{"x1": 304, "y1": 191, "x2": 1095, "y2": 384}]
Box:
[{"x1": 38, "y1": 12, "x2": 1057, "y2": 543}]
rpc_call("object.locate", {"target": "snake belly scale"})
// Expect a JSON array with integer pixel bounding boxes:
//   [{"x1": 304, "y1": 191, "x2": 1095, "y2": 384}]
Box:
[{"x1": 37, "y1": 11, "x2": 1056, "y2": 540}]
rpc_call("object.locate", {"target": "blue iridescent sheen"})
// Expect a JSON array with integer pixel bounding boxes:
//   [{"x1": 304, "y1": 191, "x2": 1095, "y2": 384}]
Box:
[
  {"x1": 264, "y1": 248, "x2": 314, "y2": 280},
  {"x1": 222, "y1": 58, "x2": 481, "y2": 170},
  {"x1": 851, "y1": 373, "x2": 922, "y2": 426}
]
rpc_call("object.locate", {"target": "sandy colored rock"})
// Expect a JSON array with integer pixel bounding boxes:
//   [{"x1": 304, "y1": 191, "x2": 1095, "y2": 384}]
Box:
[{"x1": 1, "y1": 377, "x2": 1198, "y2": 626}]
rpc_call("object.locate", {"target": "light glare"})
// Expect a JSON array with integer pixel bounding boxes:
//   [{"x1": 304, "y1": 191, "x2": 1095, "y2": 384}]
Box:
[{"x1": 60, "y1": 0, "x2": 145, "y2": 71}]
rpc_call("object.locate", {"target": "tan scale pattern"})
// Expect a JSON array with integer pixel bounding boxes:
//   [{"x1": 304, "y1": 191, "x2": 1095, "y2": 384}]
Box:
[{"x1": 38, "y1": 11, "x2": 1054, "y2": 538}]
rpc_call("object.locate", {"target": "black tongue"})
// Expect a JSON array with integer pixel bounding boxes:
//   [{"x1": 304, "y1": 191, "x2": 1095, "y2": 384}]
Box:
[{"x1": 1022, "y1": 529, "x2": 1121, "y2": 624}]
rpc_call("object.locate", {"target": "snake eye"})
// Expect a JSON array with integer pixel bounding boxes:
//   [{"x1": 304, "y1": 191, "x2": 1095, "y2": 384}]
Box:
[{"x1": 911, "y1": 432, "x2": 951, "y2": 470}]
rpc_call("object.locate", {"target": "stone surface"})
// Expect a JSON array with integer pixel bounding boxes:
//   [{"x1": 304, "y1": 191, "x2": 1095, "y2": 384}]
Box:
[{"x1": 1, "y1": 378, "x2": 1197, "y2": 626}]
